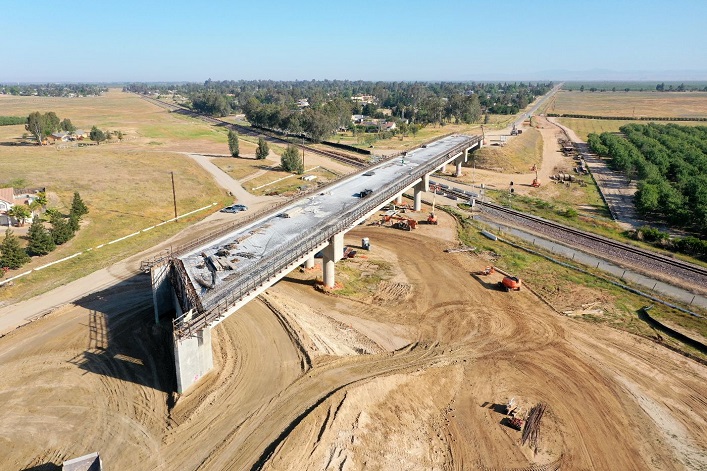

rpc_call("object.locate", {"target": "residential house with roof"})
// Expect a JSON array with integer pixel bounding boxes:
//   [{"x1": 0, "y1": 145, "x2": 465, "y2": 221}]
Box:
[{"x1": 0, "y1": 187, "x2": 45, "y2": 226}]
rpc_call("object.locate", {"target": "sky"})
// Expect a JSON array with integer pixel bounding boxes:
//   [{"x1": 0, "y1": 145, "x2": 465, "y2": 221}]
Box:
[{"x1": 2, "y1": 0, "x2": 706, "y2": 83}]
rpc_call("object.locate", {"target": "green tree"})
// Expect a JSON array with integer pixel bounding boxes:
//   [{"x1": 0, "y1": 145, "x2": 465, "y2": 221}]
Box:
[
  {"x1": 70, "y1": 192, "x2": 89, "y2": 218},
  {"x1": 50, "y1": 214, "x2": 74, "y2": 245},
  {"x1": 0, "y1": 229, "x2": 30, "y2": 269},
  {"x1": 60, "y1": 118, "x2": 76, "y2": 132},
  {"x1": 228, "y1": 129, "x2": 239, "y2": 157},
  {"x1": 7, "y1": 204, "x2": 31, "y2": 226},
  {"x1": 89, "y1": 126, "x2": 106, "y2": 145},
  {"x1": 34, "y1": 191, "x2": 48, "y2": 208},
  {"x1": 26, "y1": 216, "x2": 55, "y2": 256},
  {"x1": 25, "y1": 111, "x2": 61, "y2": 144},
  {"x1": 68, "y1": 213, "x2": 80, "y2": 232},
  {"x1": 255, "y1": 137, "x2": 269, "y2": 160},
  {"x1": 281, "y1": 145, "x2": 304, "y2": 174}
]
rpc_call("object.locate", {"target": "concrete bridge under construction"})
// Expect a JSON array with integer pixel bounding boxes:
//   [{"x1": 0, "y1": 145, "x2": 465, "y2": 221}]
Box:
[{"x1": 151, "y1": 134, "x2": 482, "y2": 392}]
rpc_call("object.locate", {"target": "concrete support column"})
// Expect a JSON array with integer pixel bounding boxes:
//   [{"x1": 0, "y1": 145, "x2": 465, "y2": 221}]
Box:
[
  {"x1": 322, "y1": 232, "x2": 344, "y2": 288},
  {"x1": 174, "y1": 325, "x2": 213, "y2": 393},
  {"x1": 464, "y1": 148, "x2": 469, "y2": 162},
  {"x1": 414, "y1": 179, "x2": 426, "y2": 211},
  {"x1": 455, "y1": 157, "x2": 463, "y2": 177},
  {"x1": 395, "y1": 194, "x2": 403, "y2": 205},
  {"x1": 304, "y1": 256, "x2": 315, "y2": 269}
]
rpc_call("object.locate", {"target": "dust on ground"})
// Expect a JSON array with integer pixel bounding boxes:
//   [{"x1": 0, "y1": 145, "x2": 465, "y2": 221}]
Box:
[{"x1": 0, "y1": 205, "x2": 705, "y2": 471}]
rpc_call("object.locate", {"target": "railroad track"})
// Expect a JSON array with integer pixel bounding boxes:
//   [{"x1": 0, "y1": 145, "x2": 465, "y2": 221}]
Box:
[
  {"x1": 473, "y1": 199, "x2": 707, "y2": 290},
  {"x1": 136, "y1": 94, "x2": 367, "y2": 168}
]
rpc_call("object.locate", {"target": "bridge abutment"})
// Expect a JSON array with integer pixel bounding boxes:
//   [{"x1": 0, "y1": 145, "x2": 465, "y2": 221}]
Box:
[
  {"x1": 174, "y1": 323, "x2": 213, "y2": 393},
  {"x1": 151, "y1": 262, "x2": 174, "y2": 324}
]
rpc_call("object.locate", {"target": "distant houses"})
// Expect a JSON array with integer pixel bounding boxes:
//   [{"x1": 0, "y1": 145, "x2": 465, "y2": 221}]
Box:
[
  {"x1": 0, "y1": 187, "x2": 45, "y2": 226},
  {"x1": 45, "y1": 129, "x2": 88, "y2": 144},
  {"x1": 350, "y1": 114, "x2": 396, "y2": 132}
]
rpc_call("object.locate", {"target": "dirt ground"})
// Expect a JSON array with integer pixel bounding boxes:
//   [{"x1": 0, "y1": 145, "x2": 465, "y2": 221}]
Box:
[
  {"x1": 1, "y1": 209, "x2": 705, "y2": 470},
  {"x1": 450, "y1": 116, "x2": 570, "y2": 194}
]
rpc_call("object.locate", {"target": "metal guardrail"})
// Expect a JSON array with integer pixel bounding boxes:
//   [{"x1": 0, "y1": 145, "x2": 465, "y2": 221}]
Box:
[{"x1": 173, "y1": 135, "x2": 481, "y2": 338}]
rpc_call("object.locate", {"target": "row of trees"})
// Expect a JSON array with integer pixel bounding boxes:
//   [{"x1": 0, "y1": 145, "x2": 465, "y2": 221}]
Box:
[
  {"x1": 1, "y1": 83, "x2": 107, "y2": 97},
  {"x1": 587, "y1": 123, "x2": 707, "y2": 234},
  {"x1": 125, "y1": 80, "x2": 552, "y2": 141},
  {"x1": 0, "y1": 116, "x2": 25, "y2": 126},
  {"x1": 0, "y1": 193, "x2": 88, "y2": 271},
  {"x1": 227, "y1": 129, "x2": 288, "y2": 169}
]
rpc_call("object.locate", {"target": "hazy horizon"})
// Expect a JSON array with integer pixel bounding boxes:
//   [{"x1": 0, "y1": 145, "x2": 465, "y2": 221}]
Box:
[{"x1": 2, "y1": 0, "x2": 705, "y2": 83}]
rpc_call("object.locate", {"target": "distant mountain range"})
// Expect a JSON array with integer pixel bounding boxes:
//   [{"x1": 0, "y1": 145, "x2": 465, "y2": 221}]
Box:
[{"x1": 466, "y1": 69, "x2": 707, "y2": 82}]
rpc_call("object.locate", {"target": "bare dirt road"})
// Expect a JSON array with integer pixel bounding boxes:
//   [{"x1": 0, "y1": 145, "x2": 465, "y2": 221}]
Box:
[
  {"x1": 1, "y1": 209, "x2": 705, "y2": 470},
  {"x1": 549, "y1": 118, "x2": 645, "y2": 230}
]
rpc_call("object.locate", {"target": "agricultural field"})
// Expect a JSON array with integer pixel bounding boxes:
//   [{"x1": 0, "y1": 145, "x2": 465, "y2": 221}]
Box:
[
  {"x1": 549, "y1": 90, "x2": 707, "y2": 118},
  {"x1": 588, "y1": 123, "x2": 707, "y2": 237},
  {"x1": 0, "y1": 90, "x2": 232, "y2": 302}
]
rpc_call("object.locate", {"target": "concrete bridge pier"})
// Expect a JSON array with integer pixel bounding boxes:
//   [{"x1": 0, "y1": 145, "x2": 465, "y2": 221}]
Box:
[
  {"x1": 304, "y1": 255, "x2": 315, "y2": 269},
  {"x1": 395, "y1": 194, "x2": 403, "y2": 205},
  {"x1": 322, "y1": 232, "x2": 345, "y2": 287},
  {"x1": 413, "y1": 174, "x2": 430, "y2": 211}
]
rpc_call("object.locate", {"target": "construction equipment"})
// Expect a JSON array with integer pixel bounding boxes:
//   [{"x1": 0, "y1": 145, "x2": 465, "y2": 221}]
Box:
[
  {"x1": 505, "y1": 397, "x2": 525, "y2": 431},
  {"x1": 386, "y1": 213, "x2": 418, "y2": 230},
  {"x1": 510, "y1": 124, "x2": 518, "y2": 136},
  {"x1": 508, "y1": 417, "x2": 524, "y2": 431},
  {"x1": 428, "y1": 184, "x2": 439, "y2": 224},
  {"x1": 499, "y1": 276, "x2": 521, "y2": 291},
  {"x1": 531, "y1": 168, "x2": 541, "y2": 188},
  {"x1": 476, "y1": 266, "x2": 495, "y2": 276}
]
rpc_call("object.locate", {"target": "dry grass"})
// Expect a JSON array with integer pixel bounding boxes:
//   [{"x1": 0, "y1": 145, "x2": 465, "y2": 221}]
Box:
[
  {"x1": 248, "y1": 167, "x2": 339, "y2": 196},
  {"x1": 328, "y1": 122, "x2": 483, "y2": 152},
  {"x1": 550, "y1": 90, "x2": 707, "y2": 118},
  {"x1": 471, "y1": 127, "x2": 542, "y2": 173},
  {"x1": 0, "y1": 90, "x2": 232, "y2": 302}
]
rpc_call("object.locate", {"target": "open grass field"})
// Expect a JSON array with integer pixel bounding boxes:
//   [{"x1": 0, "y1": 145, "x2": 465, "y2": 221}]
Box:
[
  {"x1": 550, "y1": 90, "x2": 707, "y2": 118},
  {"x1": 0, "y1": 90, "x2": 232, "y2": 301}
]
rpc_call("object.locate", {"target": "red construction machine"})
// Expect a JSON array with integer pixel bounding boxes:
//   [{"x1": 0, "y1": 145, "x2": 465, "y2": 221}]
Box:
[{"x1": 499, "y1": 276, "x2": 521, "y2": 291}]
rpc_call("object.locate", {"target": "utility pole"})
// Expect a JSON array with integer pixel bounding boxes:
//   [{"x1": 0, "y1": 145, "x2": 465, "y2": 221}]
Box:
[{"x1": 171, "y1": 171, "x2": 178, "y2": 221}]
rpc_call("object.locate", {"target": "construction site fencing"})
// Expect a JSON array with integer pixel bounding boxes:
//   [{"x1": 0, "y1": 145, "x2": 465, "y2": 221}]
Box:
[{"x1": 173, "y1": 135, "x2": 480, "y2": 338}]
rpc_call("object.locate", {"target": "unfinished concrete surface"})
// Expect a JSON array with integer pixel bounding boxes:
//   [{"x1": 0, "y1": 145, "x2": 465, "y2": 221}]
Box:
[{"x1": 0, "y1": 209, "x2": 705, "y2": 470}]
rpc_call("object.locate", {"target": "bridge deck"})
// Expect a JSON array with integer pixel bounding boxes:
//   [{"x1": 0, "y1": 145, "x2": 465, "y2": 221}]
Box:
[{"x1": 175, "y1": 134, "x2": 479, "y2": 330}]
